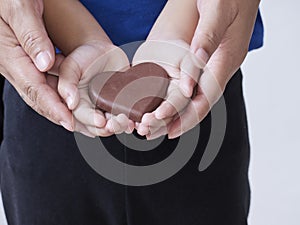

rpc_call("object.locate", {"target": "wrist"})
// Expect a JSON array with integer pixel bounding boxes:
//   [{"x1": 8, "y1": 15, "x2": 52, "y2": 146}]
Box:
[
  {"x1": 84, "y1": 39, "x2": 114, "y2": 51},
  {"x1": 147, "y1": 30, "x2": 192, "y2": 44},
  {"x1": 61, "y1": 38, "x2": 114, "y2": 56}
]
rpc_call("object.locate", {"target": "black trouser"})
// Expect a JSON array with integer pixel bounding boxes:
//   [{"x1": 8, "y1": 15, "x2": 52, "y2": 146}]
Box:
[
  {"x1": 0, "y1": 69, "x2": 250, "y2": 225},
  {"x1": 0, "y1": 75, "x2": 4, "y2": 141}
]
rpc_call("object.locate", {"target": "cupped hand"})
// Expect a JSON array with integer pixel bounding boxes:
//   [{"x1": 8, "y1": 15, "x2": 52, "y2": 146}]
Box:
[
  {"x1": 162, "y1": 0, "x2": 261, "y2": 139},
  {"x1": 0, "y1": 15, "x2": 73, "y2": 130},
  {"x1": 132, "y1": 40, "x2": 203, "y2": 139},
  {"x1": 49, "y1": 41, "x2": 134, "y2": 137}
]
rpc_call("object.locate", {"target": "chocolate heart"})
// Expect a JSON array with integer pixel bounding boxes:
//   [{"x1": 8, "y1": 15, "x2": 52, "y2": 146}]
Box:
[{"x1": 88, "y1": 63, "x2": 169, "y2": 122}]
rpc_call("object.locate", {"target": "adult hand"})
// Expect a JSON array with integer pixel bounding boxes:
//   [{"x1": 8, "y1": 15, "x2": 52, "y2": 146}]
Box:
[
  {"x1": 49, "y1": 41, "x2": 134, "y2": 137},
  {"x1": 149, "y1": 0, "x2": 261, "y2": 139},
  {"x1": 0, "y1": 2, "x2": 73, "y2": 131},
  {"x1": 0, "y1": 0, "x2": 54, "y2": 71}
]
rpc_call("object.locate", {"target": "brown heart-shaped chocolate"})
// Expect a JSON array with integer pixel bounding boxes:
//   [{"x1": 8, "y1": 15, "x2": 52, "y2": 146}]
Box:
[{"x1": 88, "y1": 63, "x2": 169, "y2": 122}]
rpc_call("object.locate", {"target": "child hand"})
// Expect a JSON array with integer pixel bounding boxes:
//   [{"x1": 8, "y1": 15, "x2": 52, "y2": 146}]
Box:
[
  {"x1": 132, "y1": 40, "x2": 204, "y2": 139},
  {"x1": 49, "y1": 41, "x2": 134, "y2": 137}
]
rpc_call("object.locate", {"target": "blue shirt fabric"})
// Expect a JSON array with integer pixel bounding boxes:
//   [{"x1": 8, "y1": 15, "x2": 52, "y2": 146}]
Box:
[{"x1": 80, "y1": 0, "x2": 263, "y2": 51}]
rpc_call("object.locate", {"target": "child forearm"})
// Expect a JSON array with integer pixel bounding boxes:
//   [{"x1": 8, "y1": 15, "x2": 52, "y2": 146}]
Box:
[
  {"x1": 147, "y1": 0, "x2": 199, "y2": 44},
  {"x1": 43, "y1": 0, "x2": 112, "y2": 55}
]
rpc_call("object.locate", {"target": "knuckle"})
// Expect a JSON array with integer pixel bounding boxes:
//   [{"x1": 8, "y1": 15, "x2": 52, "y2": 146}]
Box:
[
  {"x1": 19, "y1": 81, "x2": 57, "y2": 122},
  {"x1": 202, "y1": 31, "x2": 221, "y2": 53},
  {"x1": 27, "y1": 88, "x2": 55, "y2": 121},
  {"x1": 23, "y1": 81, "x2": 38, "y2": 104},
  {"x1": 21, "y1": 29, "x2": 44, "y2": 57}
]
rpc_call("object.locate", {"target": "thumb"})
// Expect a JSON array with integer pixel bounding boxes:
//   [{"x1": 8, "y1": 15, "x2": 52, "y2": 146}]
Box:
[
  {"x1": 190, "y1": 1, "x2": 235, "y2": 64},
  {"x1": 57, "y1": 55, "x2": 81, "y2": 110},
  {"x1": 8, "y1": 1, "x2": 55, "y2": 72}
]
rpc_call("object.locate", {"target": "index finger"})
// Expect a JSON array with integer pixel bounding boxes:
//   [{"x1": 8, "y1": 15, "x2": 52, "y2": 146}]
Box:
[{"x1": 8, "y1": 58, "x2": 73, "y2": 131}]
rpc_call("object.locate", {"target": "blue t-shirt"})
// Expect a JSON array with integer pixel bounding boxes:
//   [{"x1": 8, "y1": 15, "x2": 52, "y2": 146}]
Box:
[{"x1": 80, "y1": 0, "x2": 263, "y2": 51}]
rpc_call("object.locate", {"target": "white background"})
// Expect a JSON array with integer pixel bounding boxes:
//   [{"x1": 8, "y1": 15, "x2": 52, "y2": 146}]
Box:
[
  {"x1": 243, "y1": 0, "x2": 300, "y2": 224},
  {"x1": 1, "y1": 0, "x2": 300, "y2": 224}
]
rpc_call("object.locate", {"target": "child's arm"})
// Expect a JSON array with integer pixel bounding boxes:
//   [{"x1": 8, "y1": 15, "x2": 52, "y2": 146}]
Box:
[
  {"x1": 43, "y1": 0, "x2": 113, "y2": 55},
  {"x1": 42, "y1": 0, "x2": 133, "y2": 137},
  {"x1": 133, "y1": 0, "x2": 201, "y2": 138},
  {"x1": 147, "y1": 0, "x2": 199, "y2": 43}
]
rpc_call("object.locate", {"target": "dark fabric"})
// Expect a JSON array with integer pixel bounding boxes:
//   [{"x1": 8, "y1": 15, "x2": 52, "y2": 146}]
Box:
[
  {"x1": 0, "y1": 75, "x2": 4, "y2": 142},
  {"x1": 0, "y1": 69, "x2": 250, "y2": 225},
  {"x1": 0, "y1": 1, "x2": 256, "y2": 224}
]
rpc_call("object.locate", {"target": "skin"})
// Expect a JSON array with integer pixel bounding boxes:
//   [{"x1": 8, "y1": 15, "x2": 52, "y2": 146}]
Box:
[
  {"x1": 43, "y1": 0, "x2": 201, "y2": 137},
  {"x1": 132, "y1": 0, "x2": 202, "y2": 137},
  {"x1": 136, "y1": 0, "x2": 261, "y2": 139},
  {"x1": 43, "y1": 0, "x2": 134, "y2": 137},
  {"x1": 0, "y1": 0, "x2": 261, "y2": 139},
  {"x1": 0, "y1": 0, "x2": 73, "y2": 130}
]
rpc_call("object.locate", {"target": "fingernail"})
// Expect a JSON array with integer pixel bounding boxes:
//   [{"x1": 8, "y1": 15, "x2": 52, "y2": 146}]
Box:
[
  {"x1": 59, "y1": 121, "x2": 73, "y2": 132},
  {"x1": 36, "y1": 51, "x2": 51, "y2": 72},
  {"x1": 195, "y1": 48, "x2": 209, "y2": 64}
]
